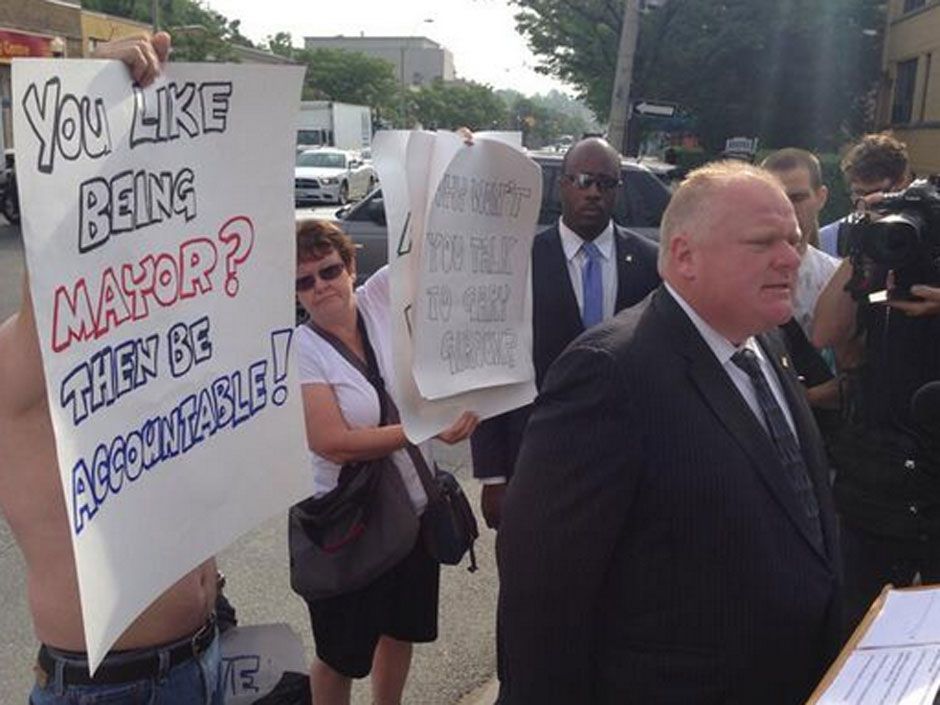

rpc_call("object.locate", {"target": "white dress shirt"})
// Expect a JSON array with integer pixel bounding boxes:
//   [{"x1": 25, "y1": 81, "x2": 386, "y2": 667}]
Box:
[
  {"x1": 558, "y1": 218, "x2": 619, "y2": 322},
  {"x1": 665, "y1": 283, "x2": 797, "y2": 438}
]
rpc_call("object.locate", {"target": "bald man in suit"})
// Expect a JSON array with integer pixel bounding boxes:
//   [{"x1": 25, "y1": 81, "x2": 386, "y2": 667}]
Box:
[{"x1": 498, "y1": 161, "x2": 842, "y2": 704}]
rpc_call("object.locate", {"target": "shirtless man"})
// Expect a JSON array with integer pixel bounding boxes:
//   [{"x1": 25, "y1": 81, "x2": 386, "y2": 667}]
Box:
[{"x1": 0, "y1": 33, "x2": 220, "y2": 705}]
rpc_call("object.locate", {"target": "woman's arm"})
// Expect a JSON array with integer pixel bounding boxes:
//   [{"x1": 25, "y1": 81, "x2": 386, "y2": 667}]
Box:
[
  {"x1": 302, "y1": 383, "x2": 407, "y2": 465},
  {"x1": 302, "y1": 383, "x2": 479, "y2": 465}
]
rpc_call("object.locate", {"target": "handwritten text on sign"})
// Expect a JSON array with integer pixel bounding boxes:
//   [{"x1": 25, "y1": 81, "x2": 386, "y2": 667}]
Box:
[
  {"x1": 412, "y1": 144, "x2": 541, "y2": 400},
  {"x1": 12, "y1": 59, "x2": 309, "y2": 672}
]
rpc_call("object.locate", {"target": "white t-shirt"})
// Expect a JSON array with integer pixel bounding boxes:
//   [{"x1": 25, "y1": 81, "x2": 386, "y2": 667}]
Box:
[
  {"x1": 793, "y1": 245, "x2": 840, "y2": 339},
  {"x1": 295, "y1": 266, "x2": 430, "y2": 512}
]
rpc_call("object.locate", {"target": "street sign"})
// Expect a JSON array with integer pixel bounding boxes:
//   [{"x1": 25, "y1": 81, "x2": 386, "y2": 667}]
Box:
[
  {"x1": 633, "y1": 100, "x2": 677, "y2": 118},
  {"x1": 723, "y1": 136, "x2": 760, "y2": 162}
]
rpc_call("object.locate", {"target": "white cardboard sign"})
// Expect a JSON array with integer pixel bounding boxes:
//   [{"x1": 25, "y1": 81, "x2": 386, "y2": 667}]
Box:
[
  {"x1": 12, "y1": 59, "x2": 310, "y2": 671},
  {"x1": 372, "y1": 130, "x2": 539, "y2": 442},
  {"x1": 220, "y1": 624, "x2": 308, "y2": 704}
]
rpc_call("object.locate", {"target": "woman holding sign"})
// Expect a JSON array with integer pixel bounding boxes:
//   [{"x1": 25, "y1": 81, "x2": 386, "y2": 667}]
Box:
[{"x1": 291, "y1": 220, "x2": 478, "y2": 705}]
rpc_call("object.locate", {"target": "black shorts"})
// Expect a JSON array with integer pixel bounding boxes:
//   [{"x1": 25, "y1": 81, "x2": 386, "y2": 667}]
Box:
[{"x1": 306, "y1": 537, "x2": 440, "y2": 678}]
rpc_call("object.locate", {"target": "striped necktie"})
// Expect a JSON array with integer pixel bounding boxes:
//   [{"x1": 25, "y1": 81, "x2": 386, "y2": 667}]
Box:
[{"x1": 731, "y1": 348, "x2": 823, "y2": 551}]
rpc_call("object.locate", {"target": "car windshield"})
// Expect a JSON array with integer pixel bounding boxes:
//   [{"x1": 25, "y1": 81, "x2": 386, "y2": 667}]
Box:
[{"x1": 297, "y1": 152, "x2": 346, "y2": 168}]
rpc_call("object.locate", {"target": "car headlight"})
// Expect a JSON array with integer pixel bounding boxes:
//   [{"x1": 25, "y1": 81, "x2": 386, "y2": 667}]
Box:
[{"x1": 320, "y1": 177, "x2": 339, "y2": 185}]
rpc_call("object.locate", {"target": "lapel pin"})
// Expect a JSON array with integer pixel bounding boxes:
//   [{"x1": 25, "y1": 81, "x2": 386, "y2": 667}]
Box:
[
  {"x1": 625, "y1": 254, "x2": 633, "y2": 263},
  {"x1": 781, "y1": 355, "x2": 790, "y2": 369}
]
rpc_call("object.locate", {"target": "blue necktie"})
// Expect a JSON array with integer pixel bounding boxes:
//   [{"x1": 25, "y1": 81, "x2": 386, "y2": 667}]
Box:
[
  {"x1": 731, "y1": 348, "x2": 823, "y2": 551},
  {"x1": 581, "y1": 241, "x2": 603, "y2": 328}
]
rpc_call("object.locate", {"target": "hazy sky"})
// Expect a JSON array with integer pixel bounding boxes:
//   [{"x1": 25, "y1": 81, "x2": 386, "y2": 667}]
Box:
[{"x1": 203, "y1": 0, "x2": 573, "y2": 96}]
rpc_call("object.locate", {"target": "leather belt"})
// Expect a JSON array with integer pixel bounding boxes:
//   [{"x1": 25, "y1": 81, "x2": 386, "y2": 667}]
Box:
[{"x1": 36, "y1": 614, "x2": 216, "y2": 686}]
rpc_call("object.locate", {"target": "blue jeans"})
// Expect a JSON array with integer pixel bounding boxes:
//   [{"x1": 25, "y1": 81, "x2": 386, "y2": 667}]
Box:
[{"x1": 29, "y1": 631, "x2": 222, "y2": 705}]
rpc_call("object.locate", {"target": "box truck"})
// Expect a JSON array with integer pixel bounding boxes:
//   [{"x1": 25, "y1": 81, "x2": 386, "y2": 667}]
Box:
[{"x1": 296, "y1": 101, "x2": 372, "y2": 152}]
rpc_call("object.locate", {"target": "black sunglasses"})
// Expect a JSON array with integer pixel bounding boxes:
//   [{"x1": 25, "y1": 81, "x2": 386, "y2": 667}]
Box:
[
  {"x1": 296, "y1": 263, "x2": 346, "y2": 291},
  {"x1": 564, "y1": 173, "x2": 621, "y2": 191}
]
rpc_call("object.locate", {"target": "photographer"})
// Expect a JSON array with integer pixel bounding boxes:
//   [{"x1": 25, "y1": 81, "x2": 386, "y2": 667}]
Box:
[
  {"x1": 818, "y1": 133, "x2": 913, "y2": 256},
  {"x1": 813, "y1": 151, "x2": 940, "y2": 634}
]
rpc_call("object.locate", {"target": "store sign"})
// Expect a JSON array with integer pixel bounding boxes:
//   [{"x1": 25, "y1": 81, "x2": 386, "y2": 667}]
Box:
[{"x1": 0, "y1": 29, "x2": 54, "y2": 63}]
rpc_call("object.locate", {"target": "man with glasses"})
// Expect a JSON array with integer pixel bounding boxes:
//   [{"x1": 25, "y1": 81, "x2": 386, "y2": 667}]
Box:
[
  {"x1": 818, "y1": 133, "x2": 912, "y2": 256},
  {"x1": 813, "y1": 136, "x2": 940, "y2": 636},
  {"x1": 471, "y1": 136, "x2": 660, "y2": 530}
]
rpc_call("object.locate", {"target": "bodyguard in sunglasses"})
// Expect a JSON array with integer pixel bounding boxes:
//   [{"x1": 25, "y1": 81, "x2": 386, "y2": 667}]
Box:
[
  {"x1": 470, "y1": 137, "x2": 660, "y2": 702},
  {"x1": 471, "y1": 137, "x2": 660, "y2": 530}
]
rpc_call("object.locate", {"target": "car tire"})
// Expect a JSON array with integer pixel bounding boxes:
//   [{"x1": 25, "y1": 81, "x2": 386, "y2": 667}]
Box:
[{"x1": 337, "y1": 182, "x2": 349, "y2": 205}]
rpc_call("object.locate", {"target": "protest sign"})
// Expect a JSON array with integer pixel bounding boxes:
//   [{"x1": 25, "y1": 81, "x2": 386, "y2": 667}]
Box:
[
  {"x1": 220, "y1": 624, "x2": 308, "y2": 704},
  {"x1": 12, "y1": 59, "x2": 310, "y2": 671},
  {"x1": 372, "y1": 130, "x2": 539, "y2": 442},
  {"x1": 413, "y1": 141, "x2": 540, "y2": 399}
]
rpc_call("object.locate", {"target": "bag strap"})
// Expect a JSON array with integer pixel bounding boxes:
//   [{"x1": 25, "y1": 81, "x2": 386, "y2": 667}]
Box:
[{"x1": 307, "y1": 316, "x2": 441, "y2": 503}]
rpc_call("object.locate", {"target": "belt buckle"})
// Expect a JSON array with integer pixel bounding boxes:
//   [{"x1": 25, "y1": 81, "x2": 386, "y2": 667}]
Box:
[{"x1": 190, "y1": 614, "x2": 215, "y2": 657}]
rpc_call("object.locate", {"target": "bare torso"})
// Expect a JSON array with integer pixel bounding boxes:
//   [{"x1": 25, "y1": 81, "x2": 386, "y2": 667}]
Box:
[{"x1": 0, "y1": 297, "x2": 216, "y2": 652}]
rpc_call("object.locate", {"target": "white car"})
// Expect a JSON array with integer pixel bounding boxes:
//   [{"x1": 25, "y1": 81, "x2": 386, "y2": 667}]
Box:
[{"x1": 294, "y1": 149, "x2": 376, "y2": 205}]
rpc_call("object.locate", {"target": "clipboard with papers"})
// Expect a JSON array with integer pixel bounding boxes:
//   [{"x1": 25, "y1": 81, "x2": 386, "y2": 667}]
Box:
[{"x1": 807, "y1": 584, "x2": 940, "y2": 705}]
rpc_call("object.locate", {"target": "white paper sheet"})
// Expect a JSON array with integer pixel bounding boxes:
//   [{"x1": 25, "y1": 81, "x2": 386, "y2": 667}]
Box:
[
  {"x1": 860, "y1": 590, "x2": 940, "y2": 648},
  {"x1": 816, "y1": 647, "x2": 940, "y2": 705}
]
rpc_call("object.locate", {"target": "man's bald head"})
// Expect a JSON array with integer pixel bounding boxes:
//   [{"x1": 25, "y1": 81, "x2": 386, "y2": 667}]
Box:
[
  {"x1": 658, "y1": 160, "x2": 788, "y2": 271},
  {"x1": 562, "y1": 137, "x2": 620, "y2": 175},
  {"x1": 559, "y1": 137, "x2": 622, "y2": 240}
]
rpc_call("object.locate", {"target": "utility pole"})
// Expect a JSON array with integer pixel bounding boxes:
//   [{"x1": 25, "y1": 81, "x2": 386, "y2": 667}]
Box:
[
  {"x1": 152, "y1": 0, "x2": 159, "y2": 31},
  {"x1": 607, "y1": 0, "x2": 641, "y2": 155}
]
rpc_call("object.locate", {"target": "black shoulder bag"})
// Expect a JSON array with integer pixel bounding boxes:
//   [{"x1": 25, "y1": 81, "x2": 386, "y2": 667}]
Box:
[
  {"x1": 311, "y1": 314, "x2": 479, "y2": 572},
  {"x1": 288, "y1": 315, "x2": 420, "y2": 602}
]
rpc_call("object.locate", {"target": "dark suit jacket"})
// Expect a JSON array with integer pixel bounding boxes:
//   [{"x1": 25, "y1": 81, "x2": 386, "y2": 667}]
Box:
[
  {"x1": 471, "y1": 224, "x2": 660, "y2": 481},
  {"x1": 497, "y1": 286, "x2": 842, "y2": 705}
]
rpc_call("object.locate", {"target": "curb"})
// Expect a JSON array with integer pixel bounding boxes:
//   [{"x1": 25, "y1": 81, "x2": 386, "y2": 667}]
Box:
[{"x1": 456, "y1": 675, "x2": 498, "y2": 705}]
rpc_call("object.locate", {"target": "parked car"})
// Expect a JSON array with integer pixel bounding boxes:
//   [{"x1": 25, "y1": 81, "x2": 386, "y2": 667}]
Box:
[
  {"x1": 329, "y1": 152, "x2": 673, "y2": 283},
  {"x1": 294, "y1": 148, "x2": 377, "y2": 206}
]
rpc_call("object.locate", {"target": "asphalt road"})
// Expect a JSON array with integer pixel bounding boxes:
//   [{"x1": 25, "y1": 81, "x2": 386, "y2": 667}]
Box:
[{"x1": 0, "y1": 218, "x2": 499, "y2": 704}]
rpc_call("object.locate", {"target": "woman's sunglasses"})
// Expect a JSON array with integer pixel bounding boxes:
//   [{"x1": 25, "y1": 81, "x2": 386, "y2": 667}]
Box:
[{"x1": 296, "y1": 263, "x2": 346, "y2": 292}]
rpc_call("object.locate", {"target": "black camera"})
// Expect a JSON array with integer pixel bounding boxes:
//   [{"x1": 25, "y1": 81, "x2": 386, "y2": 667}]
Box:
[{"x1": 837, "y1": 176, "x2": 940, "y2": 300}]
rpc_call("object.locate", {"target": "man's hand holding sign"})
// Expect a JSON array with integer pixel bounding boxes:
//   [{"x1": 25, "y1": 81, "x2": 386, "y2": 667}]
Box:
[{"x1": 0, "y1": 31, "x2": 309, "y2": 702}]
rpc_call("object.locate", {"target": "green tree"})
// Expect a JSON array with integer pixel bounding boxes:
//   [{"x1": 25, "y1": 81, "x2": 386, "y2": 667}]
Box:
[
  {"x1": 497, "y1": 89, "x2": 595, "y2": 148},
  {"x1": 299, "y1": 48, "x2": 401, "y2": 124},
  {"x1": 265, "y1": 31, "x2": 295, "y2": 59},
  {"x1": 511, "y1": 0, "x2": 884, "y2": 151},
  {"x1": 82, "y1": 0, "x2": 252, "y2": 61},
  {"x1": 409, "y1": 79, "x2": 507, "y2": 131}
]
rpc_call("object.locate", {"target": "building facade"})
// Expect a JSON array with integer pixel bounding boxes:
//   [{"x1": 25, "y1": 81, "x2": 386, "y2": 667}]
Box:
[
  {"x1": 303, "y1": 35, "x2": 455, "y2": 87},
  {"x1": 0, "y1": 0, "x2": 82, "y2": 150},
  {"x1": 877, "y1": 0, "x2": 940, "y2": 175},
  {"x1": 81, "y1": 10, "x2": 150, "y2": 57}
]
